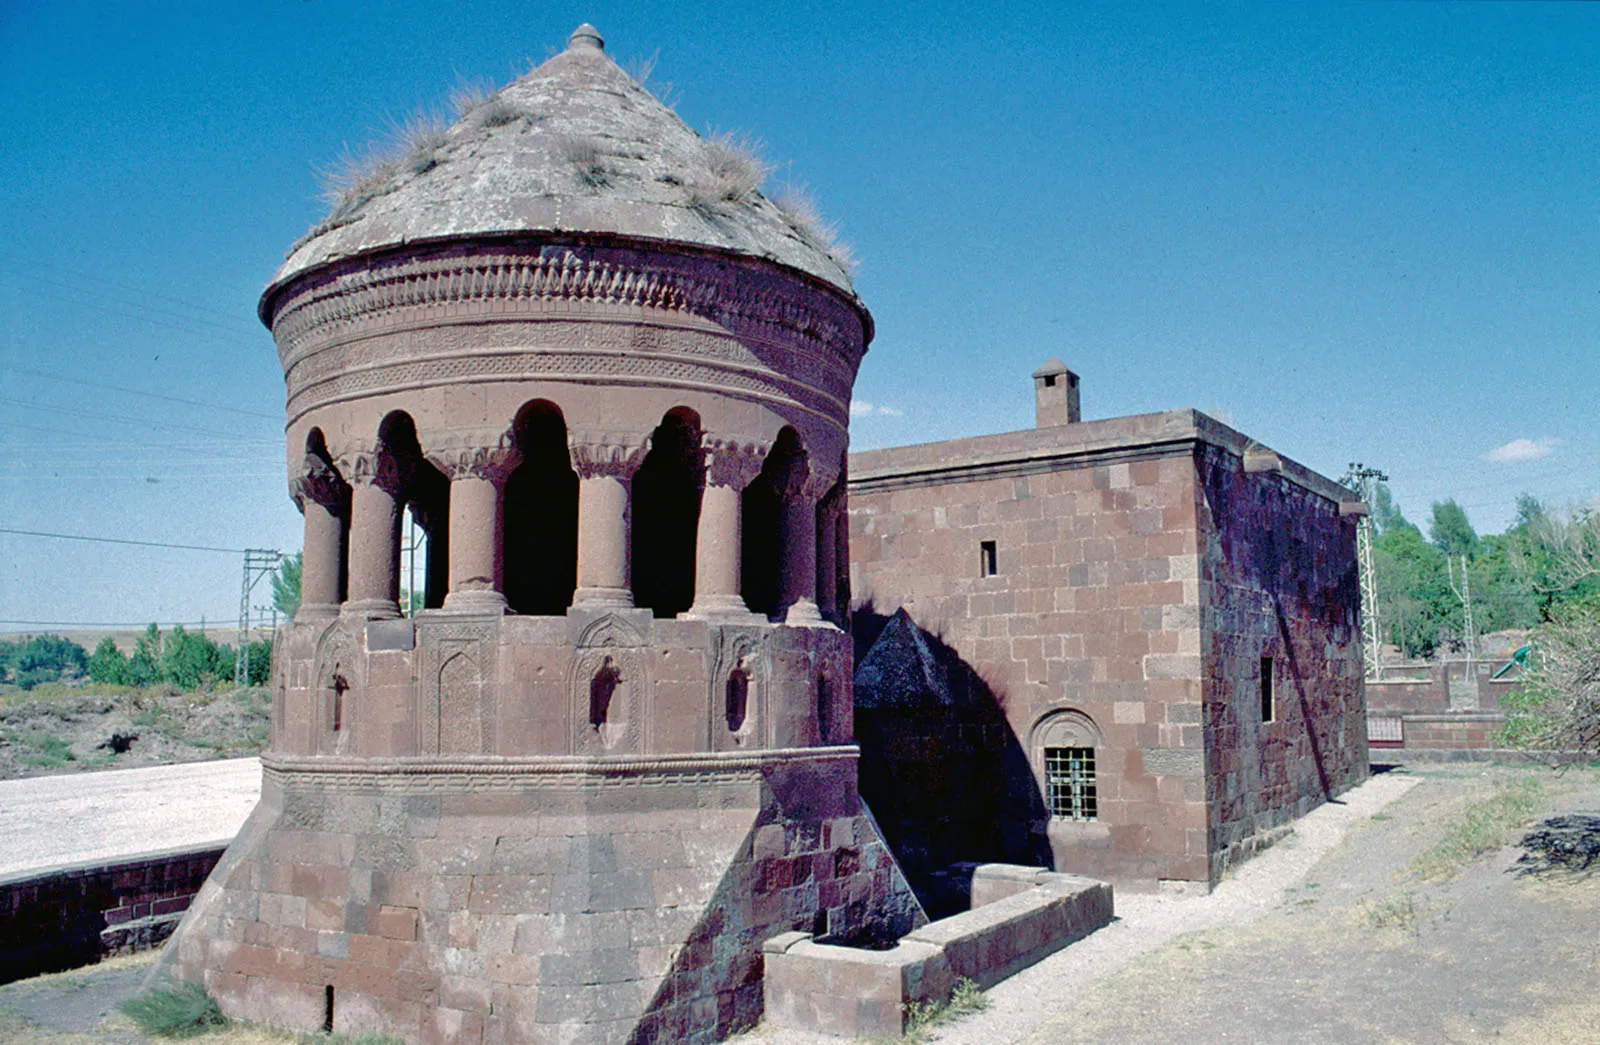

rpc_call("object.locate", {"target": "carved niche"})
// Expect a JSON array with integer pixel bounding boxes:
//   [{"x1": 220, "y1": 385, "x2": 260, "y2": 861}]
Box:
[
  {"x1": 568, "y1": 614, "x2": 648, "y2": 756},
  {"x1": 708, "y1": 626, "x2": 768, "y2": 752},
  {"x1": 312, "y1": 622, "x2": 361, "y2": 756},
  {"x1": 418, "y1": 620, "x2": 498, "y2": 756}
]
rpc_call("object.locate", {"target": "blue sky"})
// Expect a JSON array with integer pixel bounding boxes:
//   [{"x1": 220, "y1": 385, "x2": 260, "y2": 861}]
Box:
[{"x1": 0, "y1": 1, "x2": 1595, "y2": 629}]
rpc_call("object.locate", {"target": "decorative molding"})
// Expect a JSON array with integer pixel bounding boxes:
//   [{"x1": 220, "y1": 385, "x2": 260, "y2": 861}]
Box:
[
  {"x1": 262, "y1": 745, "x2": 860, "y2": 794},
  {"x1": 568, "y1": 432, "x2": 651, "y2": 480},
  {"x1": 267, "y1": 246, "x2": 866, "y2": 376}
]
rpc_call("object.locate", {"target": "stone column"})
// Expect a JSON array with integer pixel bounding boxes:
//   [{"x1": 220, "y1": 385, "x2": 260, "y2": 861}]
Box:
[
  {"x1": 570, "y1": 434, "x2": 650, "y2": 609},
  {"x1": 685, "y1": 440, "x2": 767, "y2": 620},
  {"x1": 815, "y1": 489, "x2": 839, "y2": 621},
  {"x1": 290, "y1": 456, "x2": 348, "y2": 620},
  {"x1": 343, "y1": 450, "x2": 410, "y2": 620},
  {"x1": 427, "y1": 435, "x2": 521, "y2": 614},
  {"x1": 780, "y1": 470, "x2": 834, "y2": 627}
]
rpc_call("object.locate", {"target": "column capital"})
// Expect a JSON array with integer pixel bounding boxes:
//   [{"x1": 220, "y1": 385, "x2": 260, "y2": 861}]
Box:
[
  {"x1": 290, "y1": 454, "x2": 348, "y2": 512},
  {"x1": 781, "y1": 463, "x2": 836, "y2": 504},
  {"x1": 338, "y1": 446, "x2": 413, "y2": 498},
  {"x1": 422, "y1": 427, "x2": 522, "y2": 483},
  {"x1": 703, "y1": 439, "x2": 770, "y2": 491},
  {"x1": 568, "y1": 431, "x2": 651, "y2": 480}
]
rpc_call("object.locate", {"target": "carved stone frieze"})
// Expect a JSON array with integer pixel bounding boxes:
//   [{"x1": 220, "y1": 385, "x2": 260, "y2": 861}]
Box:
[{"x1": 568, "y1": 432, "x2": 651, "y2": 480}]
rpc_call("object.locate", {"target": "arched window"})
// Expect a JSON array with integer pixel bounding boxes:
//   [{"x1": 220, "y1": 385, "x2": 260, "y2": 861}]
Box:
[
  {"x1": 504, "y1": 401, "x2": 578, "y2": 615},
  {"x1": 632, "y1": 408, "x2": 702, "y2": 617},
  {"x1": 1031, "y1": 710, "x2": 1102, "y2": 822}
]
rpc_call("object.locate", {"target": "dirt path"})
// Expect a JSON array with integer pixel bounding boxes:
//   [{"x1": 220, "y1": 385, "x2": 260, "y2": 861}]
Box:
[{"x1": 0, "y1": 758, "x2": 260, "y2": 877}]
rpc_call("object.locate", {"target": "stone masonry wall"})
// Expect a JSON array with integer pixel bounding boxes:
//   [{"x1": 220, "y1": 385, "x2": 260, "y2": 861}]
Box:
[
  {"x1": 849, "y1": 446, "x2": 1213, "y2": 888},
  {"x1": 0, "y1": 846, "x2": 224, "y2": 984},
  {"x1": 158, "y1": 753, "x2": 922, "y2": 1045},
  {"x1": 1195, "y1": 445, "x2": 1367, "y2": 879}
]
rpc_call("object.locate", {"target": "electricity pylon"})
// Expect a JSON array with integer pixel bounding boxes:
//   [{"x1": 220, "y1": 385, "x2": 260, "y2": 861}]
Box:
[
  {"x1": 1343, "y1": 463, "x2": 1387, "y2": 682},
  {"x1": 237, "y1": 548, "x2": 283, "y2": 685}
]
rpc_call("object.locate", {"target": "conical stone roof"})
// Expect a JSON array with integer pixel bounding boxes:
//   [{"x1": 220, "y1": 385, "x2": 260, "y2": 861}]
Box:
[{"x1": 268, "y1": 24, "x2": 860, "y2": 307}]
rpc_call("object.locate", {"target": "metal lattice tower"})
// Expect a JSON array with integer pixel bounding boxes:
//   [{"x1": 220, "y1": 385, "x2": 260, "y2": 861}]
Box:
[
  {"x1": 236, "y1": 548, "x2": 283, "y2": 685},
  {"x1": 1447, "y1": 553, "x2": 1477, "y2": 668},
  {"x1": 1344, "y1": 463, "x2": 1387, "y2": 682}
]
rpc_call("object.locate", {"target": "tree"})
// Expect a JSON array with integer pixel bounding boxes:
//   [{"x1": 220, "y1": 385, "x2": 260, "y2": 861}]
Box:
[
  {"x1": 0, "y1": 634, "x2": 89, "y2": 690},
  {"x1": 161, "y1": 626, "x2": 230, "y2": 689},
  {"x1": 1374, "y1": 526, "x2": 1455, "y2": 658},
  {"x1": 272, "y1": 552, "x2": 302, "y2": 619},
  {"x1": 88, "y1": 637, "x2": 131, "y2": 685},
  {"x1": 1371, "y1": 481, "x2": 1414, "y2": 535},
  {"x1": 1429, "y1": 499, "x2": 1478, "y2": 558}
]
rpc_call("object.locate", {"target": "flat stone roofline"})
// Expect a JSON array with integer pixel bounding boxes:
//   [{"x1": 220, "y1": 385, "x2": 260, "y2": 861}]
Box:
[{"x1": 848, "y1": 408, "x2": 1353, "y2": 505}]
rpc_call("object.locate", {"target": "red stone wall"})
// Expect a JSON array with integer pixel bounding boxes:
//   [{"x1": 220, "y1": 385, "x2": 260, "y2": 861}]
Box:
[
  {"x1": 849, "y1": 448, "x2": 1213, "y2": 887},
  {"x1": 1194, "y1": 446, "x2": 1367, "y2": 878}
]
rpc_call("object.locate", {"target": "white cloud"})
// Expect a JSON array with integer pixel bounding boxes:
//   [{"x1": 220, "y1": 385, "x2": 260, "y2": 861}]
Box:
[
  {"x1": 1483, "y1": 437, "x2": 1561, "y2": 463},
  {"x1": 876, "y1": 405, "x2": 904, "y2": 417},
  {"x1": 849, "y1": 401, "x2": 905, "y2": 418},
  {"x1": 849, "y1": 400, "x2": 873, "y2": 417}
]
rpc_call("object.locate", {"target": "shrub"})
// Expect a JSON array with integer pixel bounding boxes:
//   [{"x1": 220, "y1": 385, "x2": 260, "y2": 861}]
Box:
[
  {"x1": 557, "y1": 133, "x2": 611, "y2": 189},
  {"x1": 122, "y1": 981, "x2": 226, "y2": 1038}
]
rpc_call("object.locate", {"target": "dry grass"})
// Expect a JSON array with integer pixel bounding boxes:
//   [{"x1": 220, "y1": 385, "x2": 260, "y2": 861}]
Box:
[
  {"x1": 555, "y1": 133, "x2": 611, "y2": 190},
  {"x1": 318, "y1": 110, "x2": 450, "y2": 223},
  {"x1": 687, "y1": 131, "x2": 772, "y2": 212},
  {"x1": 450, "y1": 79, "x2": 521, "y2": 129},
  {"x1": 774, "y1": 183, "x2": 859, "y2": 274}
]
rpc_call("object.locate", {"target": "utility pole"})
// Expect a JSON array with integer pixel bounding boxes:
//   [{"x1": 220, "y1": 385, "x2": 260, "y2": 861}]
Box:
[
  {"x1": 1447, "y1": 553, "x2": 1477, "y2": 669},
  {"x1": 236, "y1": 548, "x2": 283, "y2": 685},
  {"x1": 1343, "y1": 463, "x2": 1388, "y2": 682}
]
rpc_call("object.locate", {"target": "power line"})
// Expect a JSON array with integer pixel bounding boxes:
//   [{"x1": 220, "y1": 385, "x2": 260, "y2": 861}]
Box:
[
  {"x1": 0, "y1": 619, "x2": 241, "y2": 630},
  {"x1": 0, "y1": 251, "x2": 262, "y2": 331},
  {"x1": 0, "y1": 526, "x2": 251, "y2": 555},
  {"x1": 0, "y1": 396, "x2": 278, "y2": 440},
  {"x1": 0, "y1": 366, "x2": 280, "y2": 420}
]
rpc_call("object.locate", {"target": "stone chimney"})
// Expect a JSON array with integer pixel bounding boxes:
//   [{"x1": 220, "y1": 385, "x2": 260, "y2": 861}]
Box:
[{"x1": 1032, "y1": 358, "x2": 1080, "y2": 427}]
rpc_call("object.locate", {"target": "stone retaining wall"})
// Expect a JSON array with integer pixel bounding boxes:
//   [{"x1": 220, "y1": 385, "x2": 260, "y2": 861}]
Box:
[
  {"x1": 0, "y1": 844, "x2": 225, "y2": 984},
  {"x1": 762, "y1": 865, "x2": 1112, "y2": 1038}
]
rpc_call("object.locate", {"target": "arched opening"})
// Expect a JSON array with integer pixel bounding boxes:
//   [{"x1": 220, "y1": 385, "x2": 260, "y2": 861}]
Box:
[
  {"x1": 631, "y1": 408, "x2": 703, "y2": 618},
  {"x1": 1031, "y1": 711, "x2": 1103, "y2": 823},
  {"x1": 504, "y1": 401, "x2": 578, "y2": 615},
  {"x1": 379, "y1": 412, "x2": 449, "y2": 611},
  {"x1": 725, "y1": 666, "x2": 750, "y2": 736},
  {"x1": 741, "y1": 428, "x2": 802, "y2": 619}
]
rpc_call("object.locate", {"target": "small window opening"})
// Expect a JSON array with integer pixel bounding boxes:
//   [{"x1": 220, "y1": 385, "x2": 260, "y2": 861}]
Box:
[
  {"x1": 323, "y1": 985, "x2": 334, "y2": 1033},
  {"x1": 1043, "y1": 374, "x2": 1057, "y2": 387},
  {"x1": 590, "y1": 658, "x2": 621, "y2": 731},
  {"x1": 817, "y1": 675, "x2": 833, "y2": 743},
  {"x1": 332, "y1": 675, "x2": 348, "y2": 733},
  {"x1": 1044, "y1": 746, "x2": 1097, "y2": 820},
  {"x1": 1260, "y1": 656, "x2": 1275, "y2": 723},
  {"x1": 980, "y1": 540, "x2": 998, "y2": 577},
  {"x1": 725, "y1": 668, "x2": 749, "y2": 736}
]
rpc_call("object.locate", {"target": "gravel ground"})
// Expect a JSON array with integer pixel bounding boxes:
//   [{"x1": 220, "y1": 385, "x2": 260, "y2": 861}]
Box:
[
  {"x1": 736, "y1": 768, "x2": 1424, "y2": 1045},
  {"x1": 0, "y1": 758, "x2": 260, "y2": 877}
]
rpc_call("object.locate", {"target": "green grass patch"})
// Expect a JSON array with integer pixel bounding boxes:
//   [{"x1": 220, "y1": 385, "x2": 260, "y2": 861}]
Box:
[
  {"x1": 17, "y1": 732, "x2": 76, "y2": 768},
  {"x1": 297, "y1": 1033, "x2": 406, "y2": 1045},
  {"x1": 1361, "y1": 891, "x2": 1419, "y2": 933},
  {"x1": 122, "y1": 981, "x2": 227, "y2": 1037},
  {"x1": 1411, "y1": 778, "x2": 1544, "y2": 881},
  {"x1": 900, "y1": 977, "x2": 989, "y2": 1042}
]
